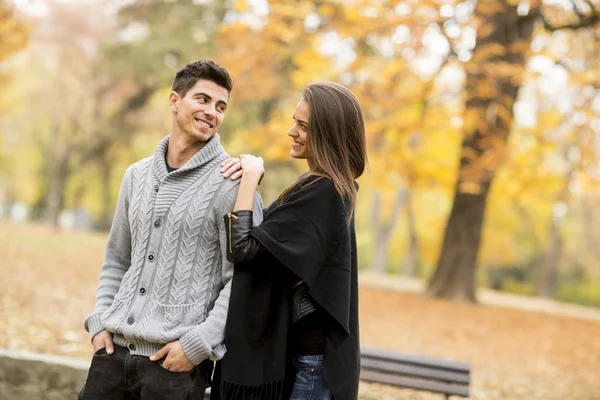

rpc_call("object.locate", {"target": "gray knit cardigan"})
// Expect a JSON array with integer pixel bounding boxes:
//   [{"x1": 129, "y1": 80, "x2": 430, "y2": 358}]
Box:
[{"x1": 84, "y1": 134, "x2": 262, "y2": 365}]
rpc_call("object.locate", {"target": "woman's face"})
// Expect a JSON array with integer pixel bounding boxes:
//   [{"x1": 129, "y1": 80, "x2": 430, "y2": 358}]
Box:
[{"x1": 288, "y1": 99, "x2": 309, "y2": 159}]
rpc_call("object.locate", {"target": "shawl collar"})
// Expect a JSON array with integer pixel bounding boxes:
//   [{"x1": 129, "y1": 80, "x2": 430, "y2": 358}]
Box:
[{"x1": 152, "y1": 133, "x2": 226, "y2": 183}]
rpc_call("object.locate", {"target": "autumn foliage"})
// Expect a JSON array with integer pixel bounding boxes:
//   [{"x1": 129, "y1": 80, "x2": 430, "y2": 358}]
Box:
[{"x1": 1, "y1": 0, "x2": 600, "y2": 304}]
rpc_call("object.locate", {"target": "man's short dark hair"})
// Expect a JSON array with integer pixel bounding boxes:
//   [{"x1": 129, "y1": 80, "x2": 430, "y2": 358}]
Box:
[{"x1": 172, "y1": 60, "x2": 233, "y2": 98}]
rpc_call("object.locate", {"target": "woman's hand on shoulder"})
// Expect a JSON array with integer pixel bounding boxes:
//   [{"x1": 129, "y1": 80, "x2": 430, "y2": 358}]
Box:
[
  {"x1": 240, "y1": 154, "x2": 265, "y2": 182},
  {"x1": 221, "y1": 155, "x2": 265, "y2": 183},
  {"x1": 221, "y1": 157, "x2": 242, "y2": 180}
]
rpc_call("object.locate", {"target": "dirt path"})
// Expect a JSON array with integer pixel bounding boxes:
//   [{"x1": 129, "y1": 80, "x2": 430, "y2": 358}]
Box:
[
  {"x1": 358, "y1": 286, "x2": 600, "y2": 400},
  {"x1": 359, "y1": 271, "x2": 600, "y2": 322}
]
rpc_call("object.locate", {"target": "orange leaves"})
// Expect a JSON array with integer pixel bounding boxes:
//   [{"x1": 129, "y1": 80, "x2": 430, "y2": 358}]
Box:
[
  {"x1": 470, "y1": 43, "x2": 508, "y2": 63},
  {"x1": 476, "y1": 22, "x2": 498, "y2": 39},
  {"x1": 510, "y1": 40, "x2": 532, "y2": 55},
  {"x1": 476, "y1": 1, "x2": 509, "y2": 17},
  {"x1": 0, "y1": 4, "x2": 28, "y2": 63}
]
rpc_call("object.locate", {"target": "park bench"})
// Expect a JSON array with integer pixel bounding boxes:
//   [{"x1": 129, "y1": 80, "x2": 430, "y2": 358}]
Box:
[
  {"x1": 360, "y1": 347, "x2": 471, "y2": 399},
  {"x1": 205, "y1": 347, "x2": 471, "y2": 399}
]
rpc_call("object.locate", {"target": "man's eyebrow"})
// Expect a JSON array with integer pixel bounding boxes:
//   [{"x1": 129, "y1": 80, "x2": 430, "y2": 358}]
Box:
[
  {"x1": 193, "y1": 91, "x2": 211, "y2": 99},
  {"x1": 193, "y1": 91, "x2": 227, "y2": 106}
]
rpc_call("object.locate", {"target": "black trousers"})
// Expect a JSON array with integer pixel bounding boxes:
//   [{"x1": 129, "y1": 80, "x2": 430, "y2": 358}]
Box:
[{"x1": 78, "y1": 344, "x2": 212, "y2": 400}]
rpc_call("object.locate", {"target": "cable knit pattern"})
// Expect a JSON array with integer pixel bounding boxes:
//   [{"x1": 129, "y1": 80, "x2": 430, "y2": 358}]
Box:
[{"x1": 83, "y1": 134, "x2": 263, "y2": 365}]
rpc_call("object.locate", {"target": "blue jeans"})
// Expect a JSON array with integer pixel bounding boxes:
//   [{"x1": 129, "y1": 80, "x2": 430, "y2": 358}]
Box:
[{"x1": 289, "y1": 354, "x2": 332, "y2": 400}]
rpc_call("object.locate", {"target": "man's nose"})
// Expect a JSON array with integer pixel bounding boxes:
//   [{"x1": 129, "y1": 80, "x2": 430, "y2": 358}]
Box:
[{"x1": 203, "y1": 105, "x2": 216, "y2": 119}]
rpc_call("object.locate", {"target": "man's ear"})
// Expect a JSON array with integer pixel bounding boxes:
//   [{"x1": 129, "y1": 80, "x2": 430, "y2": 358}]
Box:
[{"x1": 169, "y1": 91, "x2": 180, "y2": 112}]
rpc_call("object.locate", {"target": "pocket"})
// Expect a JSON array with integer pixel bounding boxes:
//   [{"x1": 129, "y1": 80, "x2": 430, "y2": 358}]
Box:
[
  {"x1": 157, "y1": 301, "x2": 204, "y2": 342},
  {"x1": 158, "y1": 359, "x2": 195, "y2": 375},
  {"x1": 293, "y1": 355, "x2": 319, "y2": 372},
  {"x1": 93, "y1": 347, "x2": 107, "y2": 356}
]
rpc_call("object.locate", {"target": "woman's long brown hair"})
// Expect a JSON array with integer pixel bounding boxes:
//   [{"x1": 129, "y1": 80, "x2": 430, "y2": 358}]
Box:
[{"x1": 278, "y1": 82, "x2": 367, "y2": 222}]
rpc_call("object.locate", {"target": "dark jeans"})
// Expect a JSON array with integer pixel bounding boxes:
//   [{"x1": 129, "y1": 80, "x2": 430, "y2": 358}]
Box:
[
  {"x1": 78, "y1": 344, "x2": 212, "y2": 400},
  {"x1": 289, "y1": 354, "x2": 332, "y2": 400}
]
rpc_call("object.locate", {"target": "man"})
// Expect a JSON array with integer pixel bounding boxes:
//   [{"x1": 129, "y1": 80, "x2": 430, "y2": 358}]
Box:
[{"x1": 79, "y1": 60, "x2": 261, "y2": 400}]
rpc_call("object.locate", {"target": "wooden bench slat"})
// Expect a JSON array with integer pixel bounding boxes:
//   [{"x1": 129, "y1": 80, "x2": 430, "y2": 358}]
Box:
[
  {"x1": 360, "y1": 369, "x2": 470, "y2": 397},
  {"x1": 361, "y1": 358, "x2": 470, "y2": 385},
  {"x1": 361, "y1": 347, "x2": 471, "y2": 373}
]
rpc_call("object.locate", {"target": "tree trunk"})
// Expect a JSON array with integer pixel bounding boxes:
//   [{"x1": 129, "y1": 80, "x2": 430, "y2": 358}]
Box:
[
  {"x1": 46, "y1": 146, "x2": 71, "y2": 226},
  {"x1": 536, "y1": 150, "x2": 576, "y2": 297},
  {"x1": 426, "y1": 186, "x2": 490, "y2": 301},
  {"x1": 581, "y1": 198, "x2": 600, "y2": 264},
  {"x1": 99, "y1": 157, "x2": 114, "y2": 230},
  {"x1": 537, "y1": 213, "x2": 563, "y2": 298},
  {"x1": 371, "y1": 189, "x2": 406, "y2": 273},
  {"x1": 426, "y1": 2, "x2": 537, "y2": 301},
  {"x1": 403, "y1": 190, "x2": 419, "y2": 277}
]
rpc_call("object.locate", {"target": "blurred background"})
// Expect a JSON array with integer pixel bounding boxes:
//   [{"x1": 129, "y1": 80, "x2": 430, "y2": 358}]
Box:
[{"x1": 1, "y1": 0, "x2": 600, "y2": 399}]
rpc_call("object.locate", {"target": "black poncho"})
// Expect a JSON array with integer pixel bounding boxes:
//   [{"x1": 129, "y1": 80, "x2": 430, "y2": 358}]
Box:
[{"x1": 216, "y1": 175, "x2": 360, "y2": 400}]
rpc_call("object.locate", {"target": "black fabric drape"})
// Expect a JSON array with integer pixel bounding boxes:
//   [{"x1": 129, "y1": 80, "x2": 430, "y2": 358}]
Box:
[{"x1": 218, "y1": 176, "x2": 360, "y2": 400}]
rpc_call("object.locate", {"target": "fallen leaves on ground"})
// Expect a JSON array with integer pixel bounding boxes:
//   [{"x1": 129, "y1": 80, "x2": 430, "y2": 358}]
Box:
[{"x1": 1, "y1": 221, "x2": 599, "y2": 399}]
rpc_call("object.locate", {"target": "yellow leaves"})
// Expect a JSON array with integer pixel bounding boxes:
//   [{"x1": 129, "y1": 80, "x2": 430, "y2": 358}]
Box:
[
  {"x1": 317, "y1": 4, "x2": 335, "y2": 17},
  {"x1": 269, "y1": 2, "x2": 313, "y2": 19},
  {"x1": 233, "y1": 0, "x2": 249, "y2": 13},
  {"x1": 342, "y1": 7, "x2": 369, "y2": 24},
  {"x1": 577, "y1": 70, "x2": 600, "y2": 86},
  {"x1": 291, "y1": 46, "x2": 332, "y2": 89}
]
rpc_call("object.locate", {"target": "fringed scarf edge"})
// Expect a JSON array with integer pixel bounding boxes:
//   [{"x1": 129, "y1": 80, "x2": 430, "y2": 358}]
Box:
[{"x1": 219, "y1": 379, "x2": 286, "y2": 400}]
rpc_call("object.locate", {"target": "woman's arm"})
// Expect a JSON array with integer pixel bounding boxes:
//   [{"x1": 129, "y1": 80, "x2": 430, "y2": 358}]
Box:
[
  {"x1": 224, "y1": 154, "x2": 266, "y2": 263},
  {"x1": 233, "y1": 154, "x2": 264, "y2": 211},
  {"x1": 225, "y1": 210, "x2": 264, "y2": 263}
]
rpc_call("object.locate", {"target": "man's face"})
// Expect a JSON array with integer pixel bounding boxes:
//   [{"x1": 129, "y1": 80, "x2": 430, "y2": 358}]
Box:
[{"x1": 170, "y1": 79, "x2": 229, "y2": 143}]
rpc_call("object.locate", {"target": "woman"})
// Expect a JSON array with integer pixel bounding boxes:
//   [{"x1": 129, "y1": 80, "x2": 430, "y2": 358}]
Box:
[{"x1": 217, "y1": 82, "x2": 367, "y2": 400}]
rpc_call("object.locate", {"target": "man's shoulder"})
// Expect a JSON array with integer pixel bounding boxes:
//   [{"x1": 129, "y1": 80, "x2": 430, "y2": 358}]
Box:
[
  {"x1": 210, "y1": 169, "x2": 241, "y2": 205},
  {"x1": 127, "y1": 155, "x2": 155, "y2": 174}
]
